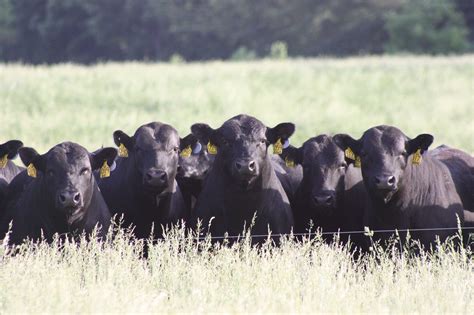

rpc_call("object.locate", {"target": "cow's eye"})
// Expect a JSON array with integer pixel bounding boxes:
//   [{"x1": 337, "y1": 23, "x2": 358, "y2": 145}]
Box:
[
  {"x1": 173, "y1": 147, "x2": 179, "y2": 153},
  {"x1": 339, "y1": 162, "x2": 348, "y2": 169},
  {"x1": 80, "y1": 168, "x2": 90, "y2": 176},
  {"x1": 258, "y1": 139, "x2": 267, "y2": 147}
]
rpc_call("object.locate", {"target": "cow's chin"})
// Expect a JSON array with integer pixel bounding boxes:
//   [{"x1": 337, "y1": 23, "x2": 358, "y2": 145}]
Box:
[
  {"x1": 310, "y1": 203, "x2": 337, "y2": 216},
  {"x1": 234, "y1": 175, "x2": 258, "y2": 191},
  {"x1": 143, "y1": 183, "x2": 168, "y2": 196},
  {"x1": 374, "y1": 188, "x2": 398, "y2": 204},
  {"x1": 60, "y1": 206, "x2": 84, "y2": 226}
]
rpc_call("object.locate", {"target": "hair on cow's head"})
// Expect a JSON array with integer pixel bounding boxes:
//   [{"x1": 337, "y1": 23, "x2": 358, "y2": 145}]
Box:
[{"x1": 19, "y1": 145, "x2": 117, "y2": 174}]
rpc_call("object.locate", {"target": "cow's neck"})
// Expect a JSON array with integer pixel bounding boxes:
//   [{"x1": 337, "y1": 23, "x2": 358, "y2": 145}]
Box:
[
  {"x1": 0, "y1": 161, "x2": 23, "y2": 183},
  {"x1": 370, "y1": 155, "x2": 462, "y2": 227}
]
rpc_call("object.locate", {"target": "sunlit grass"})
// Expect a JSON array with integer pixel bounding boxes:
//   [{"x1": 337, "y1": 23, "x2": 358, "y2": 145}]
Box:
[{"x1": 0, "y1": 226, "x2": 472, "y2": 313}]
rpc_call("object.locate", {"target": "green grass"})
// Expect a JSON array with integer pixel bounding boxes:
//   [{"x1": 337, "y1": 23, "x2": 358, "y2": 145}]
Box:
[
  {"x1": 0, "y1": 56, "x2": 473, "y2": 313},
  {"x1": 0, "y1": 55, "x2": 473, "y2": 153}
]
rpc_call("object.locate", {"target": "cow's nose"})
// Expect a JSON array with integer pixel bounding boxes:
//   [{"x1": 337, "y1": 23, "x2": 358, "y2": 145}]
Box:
[
  {"x1": 313, "y1": 191, "x2": 336, "y2": 207},
  {"x1": 58, "y1": 190, "x2": 81, "y2": 207},
  {"x1": 234, "y1": 159, "x2": 257, "y2": 174},
  {"x1": 374, "y1": 175, "x2": 397, "y2": 189},
  {"x1": 145, "y1": 169, "x2": 168, "y2": 186}
]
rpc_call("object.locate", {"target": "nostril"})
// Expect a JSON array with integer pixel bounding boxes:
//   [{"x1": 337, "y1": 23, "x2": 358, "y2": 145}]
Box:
[
  {"x1": 326, "y1": 196, "x2": 333, "y2": 204},
  {"x1": 145, "y1": 173, "x2": 153, "y2": 181},
  {"x1": 59, "y1": 194, "x2": 66, "y2": 203},
  {"x1": 73, "y1": 193, "x2": 81, "y2": 203},
  {"x1": 248, "y1": 161, "x2": 256, "y2": 171},
  {"x1": 374, "y1": 177, "x2": 381, "y2": 184},
  {"x1": 159, "y1": 172, "x2": 167, "y2": 181},
  {"x1": 235, "y1": 162, "x2": 242, "y2": 170},
  {"x1": 388, "y1": 176, "x2": 396, "y2": 185}
]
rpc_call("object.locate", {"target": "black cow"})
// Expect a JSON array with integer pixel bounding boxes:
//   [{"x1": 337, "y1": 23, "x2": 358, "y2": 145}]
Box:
[
  {"x1": 271, "y1": 154, "x2": 303, "y2": 207},
  {"x1": 333, "y1": 125, "x2": 467, "y2": 248},
  {"x1": 177, "y1": 133, "x2": 215, "y2": 211},
  {"x1": 177, "y1": 132, "x2": 302, "y2": 213},
  {"x1": 190, "y1": 114, "x2": 295, "y2": 240},
  {"x1": 0, "y1": 140, "x2": 24, "y2": 213},
  {"x1": 281, "y1": 135, "x2": 369, "y2": 249},
  {"x1": 1, "y1": 142, "x2": 116, "y2": 245},
  {"x1": 97, "y1": 122, "x2": 188, "y2": 239},
  {"x1": 431, "y1": 145, "x2": 474, "y2": 212}
]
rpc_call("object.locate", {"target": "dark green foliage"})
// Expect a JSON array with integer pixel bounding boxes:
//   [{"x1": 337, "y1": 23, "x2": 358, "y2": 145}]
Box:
[
  {"x1": 0, "y1": 0, "x2": 471, "y2": 63},
  {"x1": 385, "y1": 0, "x2": 469, "y2": 54}
]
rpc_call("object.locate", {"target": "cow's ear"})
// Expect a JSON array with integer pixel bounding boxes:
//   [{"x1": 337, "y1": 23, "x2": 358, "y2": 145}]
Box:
[
  {"x1": 0, "y1": 140, "x2": 23, "y2": 159},
  {"x1": 180, "y1": 134, "x2": 200, "y2": 156},
  {"x1": 266, "y1": 122, "x2": 295, "y2": 145},
  {"x1": 191, "y1": 123, "x2": 217, "y2": 146},
  {"x1": 90, "y1": 147, "x2": 118, "y2": 171},
  {"x1": 280, "y1": 145, "x2": 303, "y2": 165},
  {"x1": 19, "y1": 147, "x2": 46, "y2": 172},
  {"x1": 333, "y1": 134, "x2": 361, "y2": 155},
  {"x1": 333, "y1": 134, "x2": 362, "y2": 165},
  {"x1": 113, "y1": 130, "x2": 134, "y2": 150},
  {"x1": 407, "y1": 134, "x2": 434, "y2": 155}
]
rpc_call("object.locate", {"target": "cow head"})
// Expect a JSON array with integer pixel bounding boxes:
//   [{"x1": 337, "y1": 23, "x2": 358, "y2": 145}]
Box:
[
  {"x1": 113, "y1": 122, "x2": 183, "y2": 195},
  {"x1": 177, "y1": 133, "x2": 215, "y2": 181},
  {"x1": 19, "y1": 142, "x2": 117, "y2": 224},
  {"x1": 334, "y1": 126, "x2": 433, "y2": 204},
  {"x1": 0, "y1": 140, "x2": 23, "y2": 166},
  {"x1": 282, "y1": 135, "x2": 349, "y2": 213},
  {"x1": 191, "y1": 114, "x2": 295, "y2": 190}
]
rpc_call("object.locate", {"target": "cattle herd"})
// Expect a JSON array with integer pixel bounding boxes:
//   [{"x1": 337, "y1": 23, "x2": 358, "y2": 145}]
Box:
[{"x1": 0, "y1": 114, "x2": 473, "y2": 250}]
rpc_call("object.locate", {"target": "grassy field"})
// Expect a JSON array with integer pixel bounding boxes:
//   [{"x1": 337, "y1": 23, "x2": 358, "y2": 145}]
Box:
[
  {"x1": 0, "y1": 56, "x2": 473, "y2": 313},
  {"x1": 0, "y1": 55, "x2": 473, "y2": 152}
]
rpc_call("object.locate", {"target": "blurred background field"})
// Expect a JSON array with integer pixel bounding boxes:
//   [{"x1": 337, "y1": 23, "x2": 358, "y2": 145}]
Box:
[{"x1": 0, "y1": 55, "x2": 473, "y2": 153}]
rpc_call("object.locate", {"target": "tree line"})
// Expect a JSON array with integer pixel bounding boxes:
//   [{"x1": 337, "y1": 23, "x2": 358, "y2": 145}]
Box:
[{"x1": 0, "y1": 0, "x2": 472, "y2": 64}]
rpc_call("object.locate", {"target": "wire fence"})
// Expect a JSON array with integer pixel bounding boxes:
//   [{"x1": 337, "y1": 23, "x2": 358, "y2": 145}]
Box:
[{"x1": 176, "y1": 226, "x2": 474, "y2": 241}]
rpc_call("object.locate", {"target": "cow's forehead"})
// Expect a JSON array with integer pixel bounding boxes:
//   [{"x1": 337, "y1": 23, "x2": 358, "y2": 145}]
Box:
[
  {"x1": 303, "y1": 136, "x2": 343, "y2": 163},
  {"x1": 221, "y1": 116, "x2": 266, "y2": 140},
  {"x1": 47, "y1": 143, "x2": 90, "y2": 169},
  {"x1": 363, "y1": 126, "x2": 407, "y2": 153},
  {"x1": 135, "y1": 123, "x2": 179, "y2": 148}
]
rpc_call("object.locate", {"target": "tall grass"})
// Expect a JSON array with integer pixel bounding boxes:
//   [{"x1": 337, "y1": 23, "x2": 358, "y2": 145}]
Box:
[{"x1": 0, "y1": 226, "x2": 472, "y2": 313}]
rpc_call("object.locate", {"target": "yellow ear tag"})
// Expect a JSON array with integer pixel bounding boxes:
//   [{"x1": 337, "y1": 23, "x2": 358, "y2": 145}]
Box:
[
  {"x1": 27, "y1": 163, "x2": 37, "y2": 178},
  {"x1": 0, "y1": 154, "x2": 8, "y2": 168},
  {"x1": 118, "y1": 143, "x2": 128, "y2": 158},
  {"x1": 412, "y1": 149, "x2": 422, "y2": 165},
  {"x1": 344, "y1": 147, "x2": 356, "y2": 161},
  {"x1": 100, "y1": 160, "x2": 111, "y2": 178},
  {"x1": 273, "y1": 138, "x2": 283, "y2": 155},
  {"x1": 354, "y1": 156, "x2": 361, "y2": 168},
  {"x1": 285, "y1": 156, "x2": 295, "y2": 168},
  {"x1": 207, "y1": 141, "x2": 218, "y2": 155},
  {"x1": 180, "y1": 145, "x2": 192, "y2": 158}
]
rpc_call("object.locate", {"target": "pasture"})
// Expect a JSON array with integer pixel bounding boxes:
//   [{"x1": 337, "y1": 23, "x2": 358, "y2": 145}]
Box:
[{"x1": 0, "y1": 56, "x2": 473, "y2": 313}]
